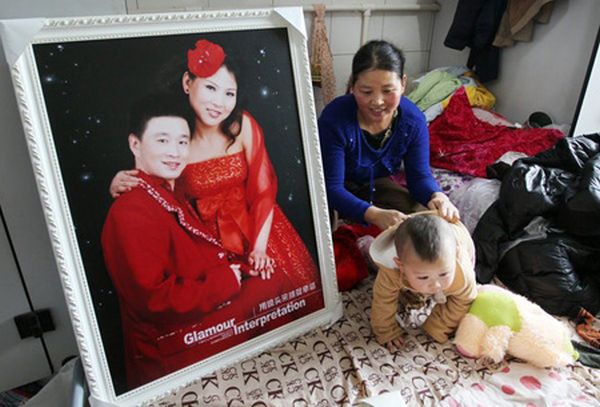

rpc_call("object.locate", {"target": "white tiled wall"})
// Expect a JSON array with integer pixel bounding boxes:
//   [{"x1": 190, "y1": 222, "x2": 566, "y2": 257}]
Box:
[{"x1": 126, "y1": 0, "x2": 438, "y2": 97}]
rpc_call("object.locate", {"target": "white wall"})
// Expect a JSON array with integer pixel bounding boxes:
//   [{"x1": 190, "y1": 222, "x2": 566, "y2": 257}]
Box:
[
  {"x1": 429, "y1": 0, "x2": 600, "y2": 125},
  {"x1": 127, "y1": 0, "x2": 440, "y2": 97},
  {"x1": 316, "y1": 3, "x2": 436, "y2": 96},
  {"x1": 572, "y1": 28, "x2": 600, "y2": 136},
  {"x1": 0, "y1": 0, "x2": 126, "y2": 377}
]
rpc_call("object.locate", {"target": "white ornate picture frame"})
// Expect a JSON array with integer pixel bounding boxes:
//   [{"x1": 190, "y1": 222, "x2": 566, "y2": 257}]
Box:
[{"x1": 0, "y1": 7, "x2": 340, "y2": 406}]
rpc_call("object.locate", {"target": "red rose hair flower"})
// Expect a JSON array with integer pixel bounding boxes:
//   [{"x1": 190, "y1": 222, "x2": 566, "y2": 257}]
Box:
[{"x1": 187, "y1": 39, "x2": 226, "y2": 78}]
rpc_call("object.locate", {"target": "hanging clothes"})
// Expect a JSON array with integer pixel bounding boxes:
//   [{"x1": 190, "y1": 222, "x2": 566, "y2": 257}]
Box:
[
  {"x1": 493, "y1": 0, "x2": 555, "y2": 47},
  {"x1": 444, "y1": 0, "x2": 508, "y2": 82},
  {"x1": 310, "y1": 4, "x2": 336, "y2": 105}
]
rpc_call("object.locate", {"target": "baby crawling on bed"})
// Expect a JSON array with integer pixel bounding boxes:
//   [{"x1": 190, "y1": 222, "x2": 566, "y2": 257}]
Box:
[{"x1": 369, "y1": 211, "x2": 478, "y2": 352}]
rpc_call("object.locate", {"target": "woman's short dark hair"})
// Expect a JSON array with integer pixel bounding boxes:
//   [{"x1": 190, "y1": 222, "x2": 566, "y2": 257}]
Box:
[
  {"x1": 349, "y1": 40, "x2": 406, "y2": 87},
  {"x1": 128, "y1": 92, "x2": 193, "y2": 139}
]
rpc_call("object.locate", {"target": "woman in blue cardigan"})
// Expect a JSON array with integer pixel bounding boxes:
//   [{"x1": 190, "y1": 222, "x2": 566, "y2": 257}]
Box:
[{"x1": 318, "y1": 40, "x2": 459, "y2": 230}]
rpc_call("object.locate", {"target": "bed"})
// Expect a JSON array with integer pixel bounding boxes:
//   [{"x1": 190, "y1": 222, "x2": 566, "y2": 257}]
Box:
[{"x1": 150, "y1": 272, "x2": 600, "y2": 406}]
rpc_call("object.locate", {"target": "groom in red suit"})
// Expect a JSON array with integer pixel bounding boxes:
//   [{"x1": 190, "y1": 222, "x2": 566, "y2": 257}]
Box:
[{"x1": 101, "y1": 94, "x2": 290, "y2": 390}]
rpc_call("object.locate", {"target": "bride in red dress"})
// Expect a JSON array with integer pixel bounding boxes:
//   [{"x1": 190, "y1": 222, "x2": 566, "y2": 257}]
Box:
[{"x1": 112, "y1": 39, "x2": 322, "y2": 310}]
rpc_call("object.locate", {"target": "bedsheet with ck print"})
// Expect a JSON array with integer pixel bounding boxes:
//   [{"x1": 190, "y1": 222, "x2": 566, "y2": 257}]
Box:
[{"x1": 151, "y1": 275, "x2": 600, "y2": 407}]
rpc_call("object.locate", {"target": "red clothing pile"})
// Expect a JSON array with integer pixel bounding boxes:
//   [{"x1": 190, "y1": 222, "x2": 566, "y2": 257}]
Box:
[
  {"x1": 333, "y1": 224, "x2": 380, "y2": 291},
  {"x1": 428, "y1": 87, "x2": 564, "y2": 177}
]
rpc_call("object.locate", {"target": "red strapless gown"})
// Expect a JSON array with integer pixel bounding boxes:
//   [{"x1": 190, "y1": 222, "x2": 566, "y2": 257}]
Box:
[{"x1": 177, "y1": 152, "x2": 321, "y2": 290}]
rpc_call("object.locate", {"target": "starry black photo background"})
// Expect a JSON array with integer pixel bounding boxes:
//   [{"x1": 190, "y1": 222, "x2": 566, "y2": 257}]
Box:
[{"x1": 32, "y1": 28, "x2": 318, "y2": 395}]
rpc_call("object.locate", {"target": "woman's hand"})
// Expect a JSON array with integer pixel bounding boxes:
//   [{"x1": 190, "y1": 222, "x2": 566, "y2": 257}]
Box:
[
  {"x1": 364, "y1": 206, "x2": 408, "y2": 230},
  {"x1": 109, "y1": 169, "x2": 140, "y2": 198},
  {"x1": 428, "y1": 192, "x2": 460, "y2": 222},
  {"x1": 248, "y1": 250, "x2": 275, "y2": 280}
]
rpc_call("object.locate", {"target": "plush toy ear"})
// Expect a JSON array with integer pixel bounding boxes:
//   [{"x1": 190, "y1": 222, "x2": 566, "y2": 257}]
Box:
[{"x1": 454, "y1": 314, "x2": 487, "y2": 358}]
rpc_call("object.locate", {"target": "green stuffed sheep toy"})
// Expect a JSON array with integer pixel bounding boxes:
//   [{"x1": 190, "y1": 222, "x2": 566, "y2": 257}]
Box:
[{"x1": 454, "y1": 285, "x2": 579, "y2": 368}]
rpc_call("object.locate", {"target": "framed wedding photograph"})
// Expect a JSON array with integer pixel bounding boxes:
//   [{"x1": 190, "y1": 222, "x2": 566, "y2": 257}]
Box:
[{"x1": 0, "y1": 7, "x2": 340, "y2": 406}]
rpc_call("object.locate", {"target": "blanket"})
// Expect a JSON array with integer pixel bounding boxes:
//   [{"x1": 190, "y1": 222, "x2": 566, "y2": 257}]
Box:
[
  {"x1": 150, "y1": 276, "x2": 600, "y2": 406},
  {"x1": 428, "y1": 87, "x2": 564, "y2": 177}
]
